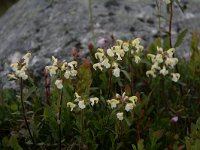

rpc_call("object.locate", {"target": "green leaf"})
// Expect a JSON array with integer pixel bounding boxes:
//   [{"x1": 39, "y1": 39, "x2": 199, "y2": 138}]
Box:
[
  {"x1": 10, "y1": 104, "x2": 18, "y2": 111},
  {"x1": 24, "y1": 86, "x2": 37, "y2": 101},
  {"x1": 121, "y1": 70, "x2": 131, "y2": 82},
  {"x1": 137, "y1": 139, "x2": 145, "y2": 150},
  {"x1": 163, "y1": 36, "x2": 170, "y2": 50},
  {"x1": 174, "y1": 29, "x2": 188, "y2": 48},
  {"x1": 9, "y1": 136, "x2": 23, "y2": 150},
  {"x1": 76, "y1": 59, "x2": 92, "y2": 96}
]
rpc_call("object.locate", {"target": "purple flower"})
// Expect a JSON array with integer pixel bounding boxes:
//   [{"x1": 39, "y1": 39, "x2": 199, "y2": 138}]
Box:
[
  {"x1": 97, "y1": 38, "x2": 107, "y2": 45},
  {"x1": 171, "y1": 116, "x2": 178, "y2": 123}
]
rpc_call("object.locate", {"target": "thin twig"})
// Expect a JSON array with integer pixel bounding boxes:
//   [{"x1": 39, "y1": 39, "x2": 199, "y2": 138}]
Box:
[
  {"x1": 58, "y1": 88, "x2": 63, "y2": 150},
  {"x1": 107, "y1": 69, "x2": 112, "y2": 99},
  {"x1": 20, "y1": 78, "x2": 35, "y2": 147}
]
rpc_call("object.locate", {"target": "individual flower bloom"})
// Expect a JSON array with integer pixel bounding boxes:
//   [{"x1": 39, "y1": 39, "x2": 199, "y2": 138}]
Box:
[
  {"x1": 52, "y1": 56, "x2": 58, "y2": 66},
  {"x1": 167, "y1": 48, "x2": 175, "y2": 58},
  {"x1": 122, "y1": 42, "x2": 129, "y2": 52},
  {"x1": 171, "y1": 73, "x2": 180, "y2": 82},
  {"x1": 113, "y1": 66, "x2": 120, "y2": 77},
  {"x1": 74, "y1": 92, "x2": 81, "y2": 102},
  {"x1": 90, "y1": 97, "x2": 99, "y2": 106},
  {"x1": 10, "y1": 63, "x2": 19, "y2": 71},
  {"x1": 116, "y1": 112, "x2": 124, "y2": 121},
  {"x1": 61, "y1": 62, "x2": 68, "y2": 71},
  {"x1": 23, "y1": 52, "x2": 32, "y2": 65},
  {"x1": 129, "y1": 96, "x2": 138, "y2": 103},
  {"x1": 157, "y1": 46, "x2": 163, "y2": 53},
  {"x1": 114, "y1": 46, "x2": 125, "y2": 60},
  {"x1": 101, "y1": 58, "x2": 111, "y2": 68},
  {"x1": 112, "y1": 62, "x2": 120, "y2": 77},
  {"x1": 163, "y1": 0, "x2": 171, "y2": 4},
  {"x1": 116, "y1": 40, "x2": 123, "y2": 46},
  {"x1": 147, "y1": 54, "x2": 156, "y2": 63},
  {"x1": 107, "y1": 48, "x2": 114, "y2": 57},
  {"x1": 116, "y1": 92, "x2": 128, "y2": 101},
  {"x1": 67, "y1": 102, "x2": 76, "y2": 111},
  {"x1": 107, "y1": 99, "x2": 120, "y2": 109},
  {"x1": 78, "y1": 100, "x2": 86, "y2": 109},
  {"x1": 135, "y1": 45, "x2": 144, "y2": 53},
  {"x1": 160, "y1": 66, "x2": 168, "y2": 76},
  {"x1": 165, "y1": 58, "x2": 178, "y2": 69},
  {"x1": 155, "y1": 54, "x2": 163, "y2": 63},
  {"x1": 15, "y1": 70, "x2": 28, "y2": 80},
  {"x1": 93, "y1": 63, "x2": 103, "y2": 71},
  {"x1": 134, "y1": 55, "x2": 141, "y2": 64},
  {"x1": 121, "y1": 92, "x2": 128, "y2": 101},
  {"x1": 171, "y1": 116, "x2": 178, "y2": 123},
  {"x1": 98, "y1": 38, "x2": 107, "y2": 45},
  {"x1": 55, "y1": 79, "x2": 63, "y2": 89},
  {"x1": 70, "y1": 70, "x2": 77, "y2": 77},
  {"x1": 146, "y1": 69, "x2": 156, "y2": 78},
  {"x1": 64, "y1": 70, "x2": 70, "y2": 79},
  {"x1": 45, "y1": 66, "x2": 58, "y2": 76},
  {"x1": 125, "y1": 103, "x2": 134, "y2": 112},
  {"x1": 151, "y1": 62, "x2": 161, "y2": 70},
  {"x1": 68, "y1": 61, "x2": 77, "y2": 70},
  {"x1": 95, "y1": 49, "x2": 105, "y2": 62},
  {"x1": 7, "y1": 74, "x2": 18, "y2": 80},
  {"x1": 132, "y1": 38, "x2": 141, "y2": 47}
]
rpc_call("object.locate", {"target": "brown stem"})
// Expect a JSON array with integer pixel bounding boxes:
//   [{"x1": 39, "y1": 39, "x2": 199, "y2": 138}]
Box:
[
  {"x1": 168, "y1": 0, "x2": 183, "y2": 96},
  {"x1": 160, "y1": 77, "x2": 177, "y2": 114},
  {"x1": 58, "y1": 88, "x2": 63, "y2": 150},
  {"x1": 107, "y1": 69, "x2": 112, "y2": 99},
  {"x1": 80, "y1": 109, "x2": 84, "y2": 149},
  {"x1": 44, "y1": 69, "x2": 50, "y2": 105},
  {"x1": 130, "y1": 64, "x2": 134, "y2": 95},
  {"x1": 20, "y1": 78, "x2": 35, "y2": 147}
]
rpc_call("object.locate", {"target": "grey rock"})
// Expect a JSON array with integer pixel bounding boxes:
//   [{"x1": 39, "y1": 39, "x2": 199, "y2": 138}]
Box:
[{"x1": 0, "y1": 0, "x2": 200, "y2": 88}]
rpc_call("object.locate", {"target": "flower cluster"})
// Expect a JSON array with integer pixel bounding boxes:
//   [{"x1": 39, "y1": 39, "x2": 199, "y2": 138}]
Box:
[
  {"x1": 67, "y1": 92, "x2": 99, "y2": 111},
  {"x1": 93, "y1": 38, "x2": 144, "y2": 77},
  {"x1": 8, "y1": 53, "x2": 32, "y2": 80},
  {"x1": 45, "y1": 56, "x2": 78, "y2": 89},
  {"x1": 107, "y1": 92, "x2": 138, "y2": 121},
  {"x1": 146, "y1": 47, "x2": 180, "y2": 82}
]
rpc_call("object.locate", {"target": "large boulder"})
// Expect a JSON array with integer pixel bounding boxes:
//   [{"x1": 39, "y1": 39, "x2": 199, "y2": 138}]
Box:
[{"x1": 0, "y1": 0, "x2": 200, "y2": 88}]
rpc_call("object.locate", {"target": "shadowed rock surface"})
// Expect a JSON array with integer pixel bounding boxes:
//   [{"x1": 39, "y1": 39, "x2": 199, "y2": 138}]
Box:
[{"x1": 0, "y1": 0, "x2": 200, "y2": 88}]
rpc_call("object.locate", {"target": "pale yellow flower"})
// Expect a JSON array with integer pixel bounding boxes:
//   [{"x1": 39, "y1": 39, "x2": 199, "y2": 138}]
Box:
[
  {"x1": 90, "y1": 97, "x2": 99, "y2": 106},
  {"x1": 46, "y1": 66, "x2": 58, "y2": 76},
  {"x1": 146, "y1": 70, "x2": 156, "y2": 78},
  {"x1": 160, "y1": 66, "x2": 168, "y2": 76},
  {"x1": 93, "y1": 63, "x2": 103, "y2": 71},
  {"x1": 125, "y1": 103, "x2": 134, "y2": 112},
  {"x1": 78, "y1": 100, "x2": 86, "y2": 109},
  {"x1": 55, "y1": 79, "x2": 63, "y2": 89},
  {"x1": 101, "y1": 58, "x2": 111, "y2": 69},
  {"x1": 134, "y1": 55, "x2": 141, "y2": 64},
  {"x1": 165, "y1": 58, "x2": 178, "y2": 69},
  {"x1": 129, "y1": 96, "x2": 138, "y2": 103},
  {"x1": 171, "y1": 73, "x2": 180, "y2": 82},
  {"x1": 52, "y1": 56, "x2": 58, "y2": 66},
  {"x1": 107, "y1": 99, "x2": 120, "y2": 109},
  {"x1": 116, "y1": 112, "x2": 124, "y2": 121},
  {"x1": 67, "y1": 102, "x2": 76, "y2": 111},
  {"x1": 107, "y1": 48, "x2": 114, "y2": 57}
]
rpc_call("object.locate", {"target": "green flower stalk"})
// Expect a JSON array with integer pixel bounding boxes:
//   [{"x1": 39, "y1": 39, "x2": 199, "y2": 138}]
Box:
[
  {"x1": 45, "y1": 56, "x2": 78, "y2": 150},
  {"x1": 8, "y1": 52, "x2": 35, "y2": 146}
]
